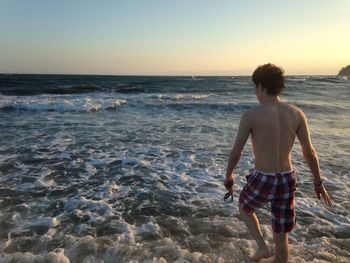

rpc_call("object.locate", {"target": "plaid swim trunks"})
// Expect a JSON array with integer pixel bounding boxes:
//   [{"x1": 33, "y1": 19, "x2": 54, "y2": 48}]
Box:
[{"x1": 238, "y1": 168, "x2": 297, "y2": 233}]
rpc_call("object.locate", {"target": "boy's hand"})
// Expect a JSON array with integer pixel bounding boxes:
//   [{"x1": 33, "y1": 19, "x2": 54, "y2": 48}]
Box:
[
  {"x1": 224, "y1": 175, "x2": 234, "y2": 194},
  {"x1": 315, "y1": 185, "x2": 333, "y2": 206}
]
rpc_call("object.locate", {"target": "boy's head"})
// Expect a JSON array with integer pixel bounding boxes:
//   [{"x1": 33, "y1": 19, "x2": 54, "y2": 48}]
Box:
[{"x1": 252, "y1": 63, "x2": 285, "y2": 96}]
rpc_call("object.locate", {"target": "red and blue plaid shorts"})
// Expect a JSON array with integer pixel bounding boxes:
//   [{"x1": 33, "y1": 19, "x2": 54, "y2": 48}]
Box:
[{"x1": 238, "y1": 169, "x2": 297, "y2": 233}]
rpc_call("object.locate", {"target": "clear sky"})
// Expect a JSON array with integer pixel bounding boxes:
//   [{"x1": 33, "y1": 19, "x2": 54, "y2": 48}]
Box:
[{"x1": 0, "y1": 0, "x2": 349, "y2": 75}]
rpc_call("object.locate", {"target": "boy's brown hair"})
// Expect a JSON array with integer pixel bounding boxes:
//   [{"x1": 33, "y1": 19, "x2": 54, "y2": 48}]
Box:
[{"x1": 252, "y1": 63, "x2": 285, "y2": 95}]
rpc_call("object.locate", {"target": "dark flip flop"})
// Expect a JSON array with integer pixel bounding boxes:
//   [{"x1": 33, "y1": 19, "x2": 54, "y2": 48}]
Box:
[{"x1": 224, "y1": 192, "x2": 233, "y2": 202}]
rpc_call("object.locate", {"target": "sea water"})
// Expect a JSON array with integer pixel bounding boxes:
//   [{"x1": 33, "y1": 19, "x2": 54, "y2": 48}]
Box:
[{"x1": 0, "y1": 75, "x2": 349, "y2": 262}]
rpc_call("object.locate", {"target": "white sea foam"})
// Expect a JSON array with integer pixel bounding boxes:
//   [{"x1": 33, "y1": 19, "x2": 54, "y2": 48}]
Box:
[
  {"x1": 155, "y1": 94, "x2": 211, "y2": 102},
  {"x1": 0, "y1": 249, "x2": 70, "y2": 263},
  {"x1": 0, "y1": 94, "x2": 127, "y2": 112}
]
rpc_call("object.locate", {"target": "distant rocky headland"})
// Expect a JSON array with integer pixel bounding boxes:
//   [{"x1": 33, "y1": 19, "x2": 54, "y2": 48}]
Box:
[{"x1": 338, "y1": 65, "x2": 350, "y2": 76}]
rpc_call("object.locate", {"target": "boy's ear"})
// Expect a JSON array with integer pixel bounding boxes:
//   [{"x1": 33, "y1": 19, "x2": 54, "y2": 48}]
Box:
[{"x1": 257, "y1": 83, "x2": 263, "y2": 90}]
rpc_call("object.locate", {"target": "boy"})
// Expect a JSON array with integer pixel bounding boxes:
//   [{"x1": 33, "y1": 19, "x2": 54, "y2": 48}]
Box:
[{"x1": 224, "y1": 64, "x2": 333, "y2": 263}]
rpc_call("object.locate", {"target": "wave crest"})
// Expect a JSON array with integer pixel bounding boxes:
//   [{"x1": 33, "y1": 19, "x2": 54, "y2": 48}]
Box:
[
  {"x1": 0, "y1": 96, "x2": 127, "y2": 112},
  {"x1": 155, "y1": 94, "x2": 211, "y2": 102}
]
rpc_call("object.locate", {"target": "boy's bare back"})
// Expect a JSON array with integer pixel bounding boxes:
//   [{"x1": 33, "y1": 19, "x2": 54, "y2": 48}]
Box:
[{"x1": 245, "y1": 101, "x2": 303, "y2": 173}]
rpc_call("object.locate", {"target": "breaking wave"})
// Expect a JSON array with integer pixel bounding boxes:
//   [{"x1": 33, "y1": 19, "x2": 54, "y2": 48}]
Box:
[{"x1": 0, "y1": 95, "x2": 127, "y2": 112}]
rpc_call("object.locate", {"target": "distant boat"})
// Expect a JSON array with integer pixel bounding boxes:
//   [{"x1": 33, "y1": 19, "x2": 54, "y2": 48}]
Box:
[
  {"x1": 191, "y1": 74, "x2": 201, "y2": 80},
  {"x1": 188, "y1": 70, "x2": 201, "y2": 80}
]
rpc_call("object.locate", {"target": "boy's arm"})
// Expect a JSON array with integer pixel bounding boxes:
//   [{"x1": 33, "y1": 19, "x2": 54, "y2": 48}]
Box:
[
  {"x1": 225, "y1": 111, "x2": 251, "y2": 178},
  {"x1": 296, "y1": 110, "x2": 333, "y2": 206},
  {"x1": 296, "y1": 110, "x2": 322, "y2": 184}
]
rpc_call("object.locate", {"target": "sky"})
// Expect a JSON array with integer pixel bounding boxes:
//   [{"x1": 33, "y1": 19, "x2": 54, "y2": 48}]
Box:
[{"x1": 0, "y1": 0, "x2": 349, "y2": 75}]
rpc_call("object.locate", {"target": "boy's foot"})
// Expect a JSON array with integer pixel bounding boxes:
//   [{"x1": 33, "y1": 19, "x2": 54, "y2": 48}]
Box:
[{"x1": 249, "y1": 246, "x2": 270, "y2": 262}]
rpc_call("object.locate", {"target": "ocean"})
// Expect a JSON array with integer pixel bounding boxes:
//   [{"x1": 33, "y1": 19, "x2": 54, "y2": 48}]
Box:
[{"x1": 0, "y1": 74, "x2": 349, "y2": 263}]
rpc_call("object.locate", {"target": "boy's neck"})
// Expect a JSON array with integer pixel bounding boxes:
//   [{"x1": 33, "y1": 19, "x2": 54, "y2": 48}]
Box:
[{"x1": 261, "y1": 95, "x2": 281, "y2": 104}]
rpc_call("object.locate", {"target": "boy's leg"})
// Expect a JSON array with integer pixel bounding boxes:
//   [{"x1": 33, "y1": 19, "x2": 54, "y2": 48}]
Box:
[
  {"x1": 239, "y1": 205, "x2": 270, "y2": 261},
  {"x1": 270, "y1": 171, "x2": 296, "y2": 263},
  {"x1": 273, "y1": 232, "x2": 289, "y2": 263}
]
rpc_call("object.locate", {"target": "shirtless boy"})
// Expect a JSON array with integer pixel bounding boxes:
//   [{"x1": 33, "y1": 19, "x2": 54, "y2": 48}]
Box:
[{"x1": 224, "y1": 64, "x2": 333, "y2": 263}]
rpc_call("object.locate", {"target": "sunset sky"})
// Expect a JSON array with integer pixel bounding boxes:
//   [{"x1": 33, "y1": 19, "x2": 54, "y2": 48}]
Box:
[{"x1": 0, "y1": 0, "x2": 349, "y2": 75}]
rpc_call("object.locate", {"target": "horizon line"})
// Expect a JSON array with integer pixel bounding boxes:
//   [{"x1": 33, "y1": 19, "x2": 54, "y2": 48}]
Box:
[{"x1": 0, "y1": 72, "x2": 337, "y2": 77}]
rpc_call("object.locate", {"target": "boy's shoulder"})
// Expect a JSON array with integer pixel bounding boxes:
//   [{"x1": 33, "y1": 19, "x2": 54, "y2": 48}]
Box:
[
  {"x1": 283, "y1": 102, "x2": 305, "y2": 117},
  {"x1": 244, "y1": 102, "x2": 305, "y2": 118},
  {"x1": 242, "y1": 106, "x2": 257, "y2": 117}
]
